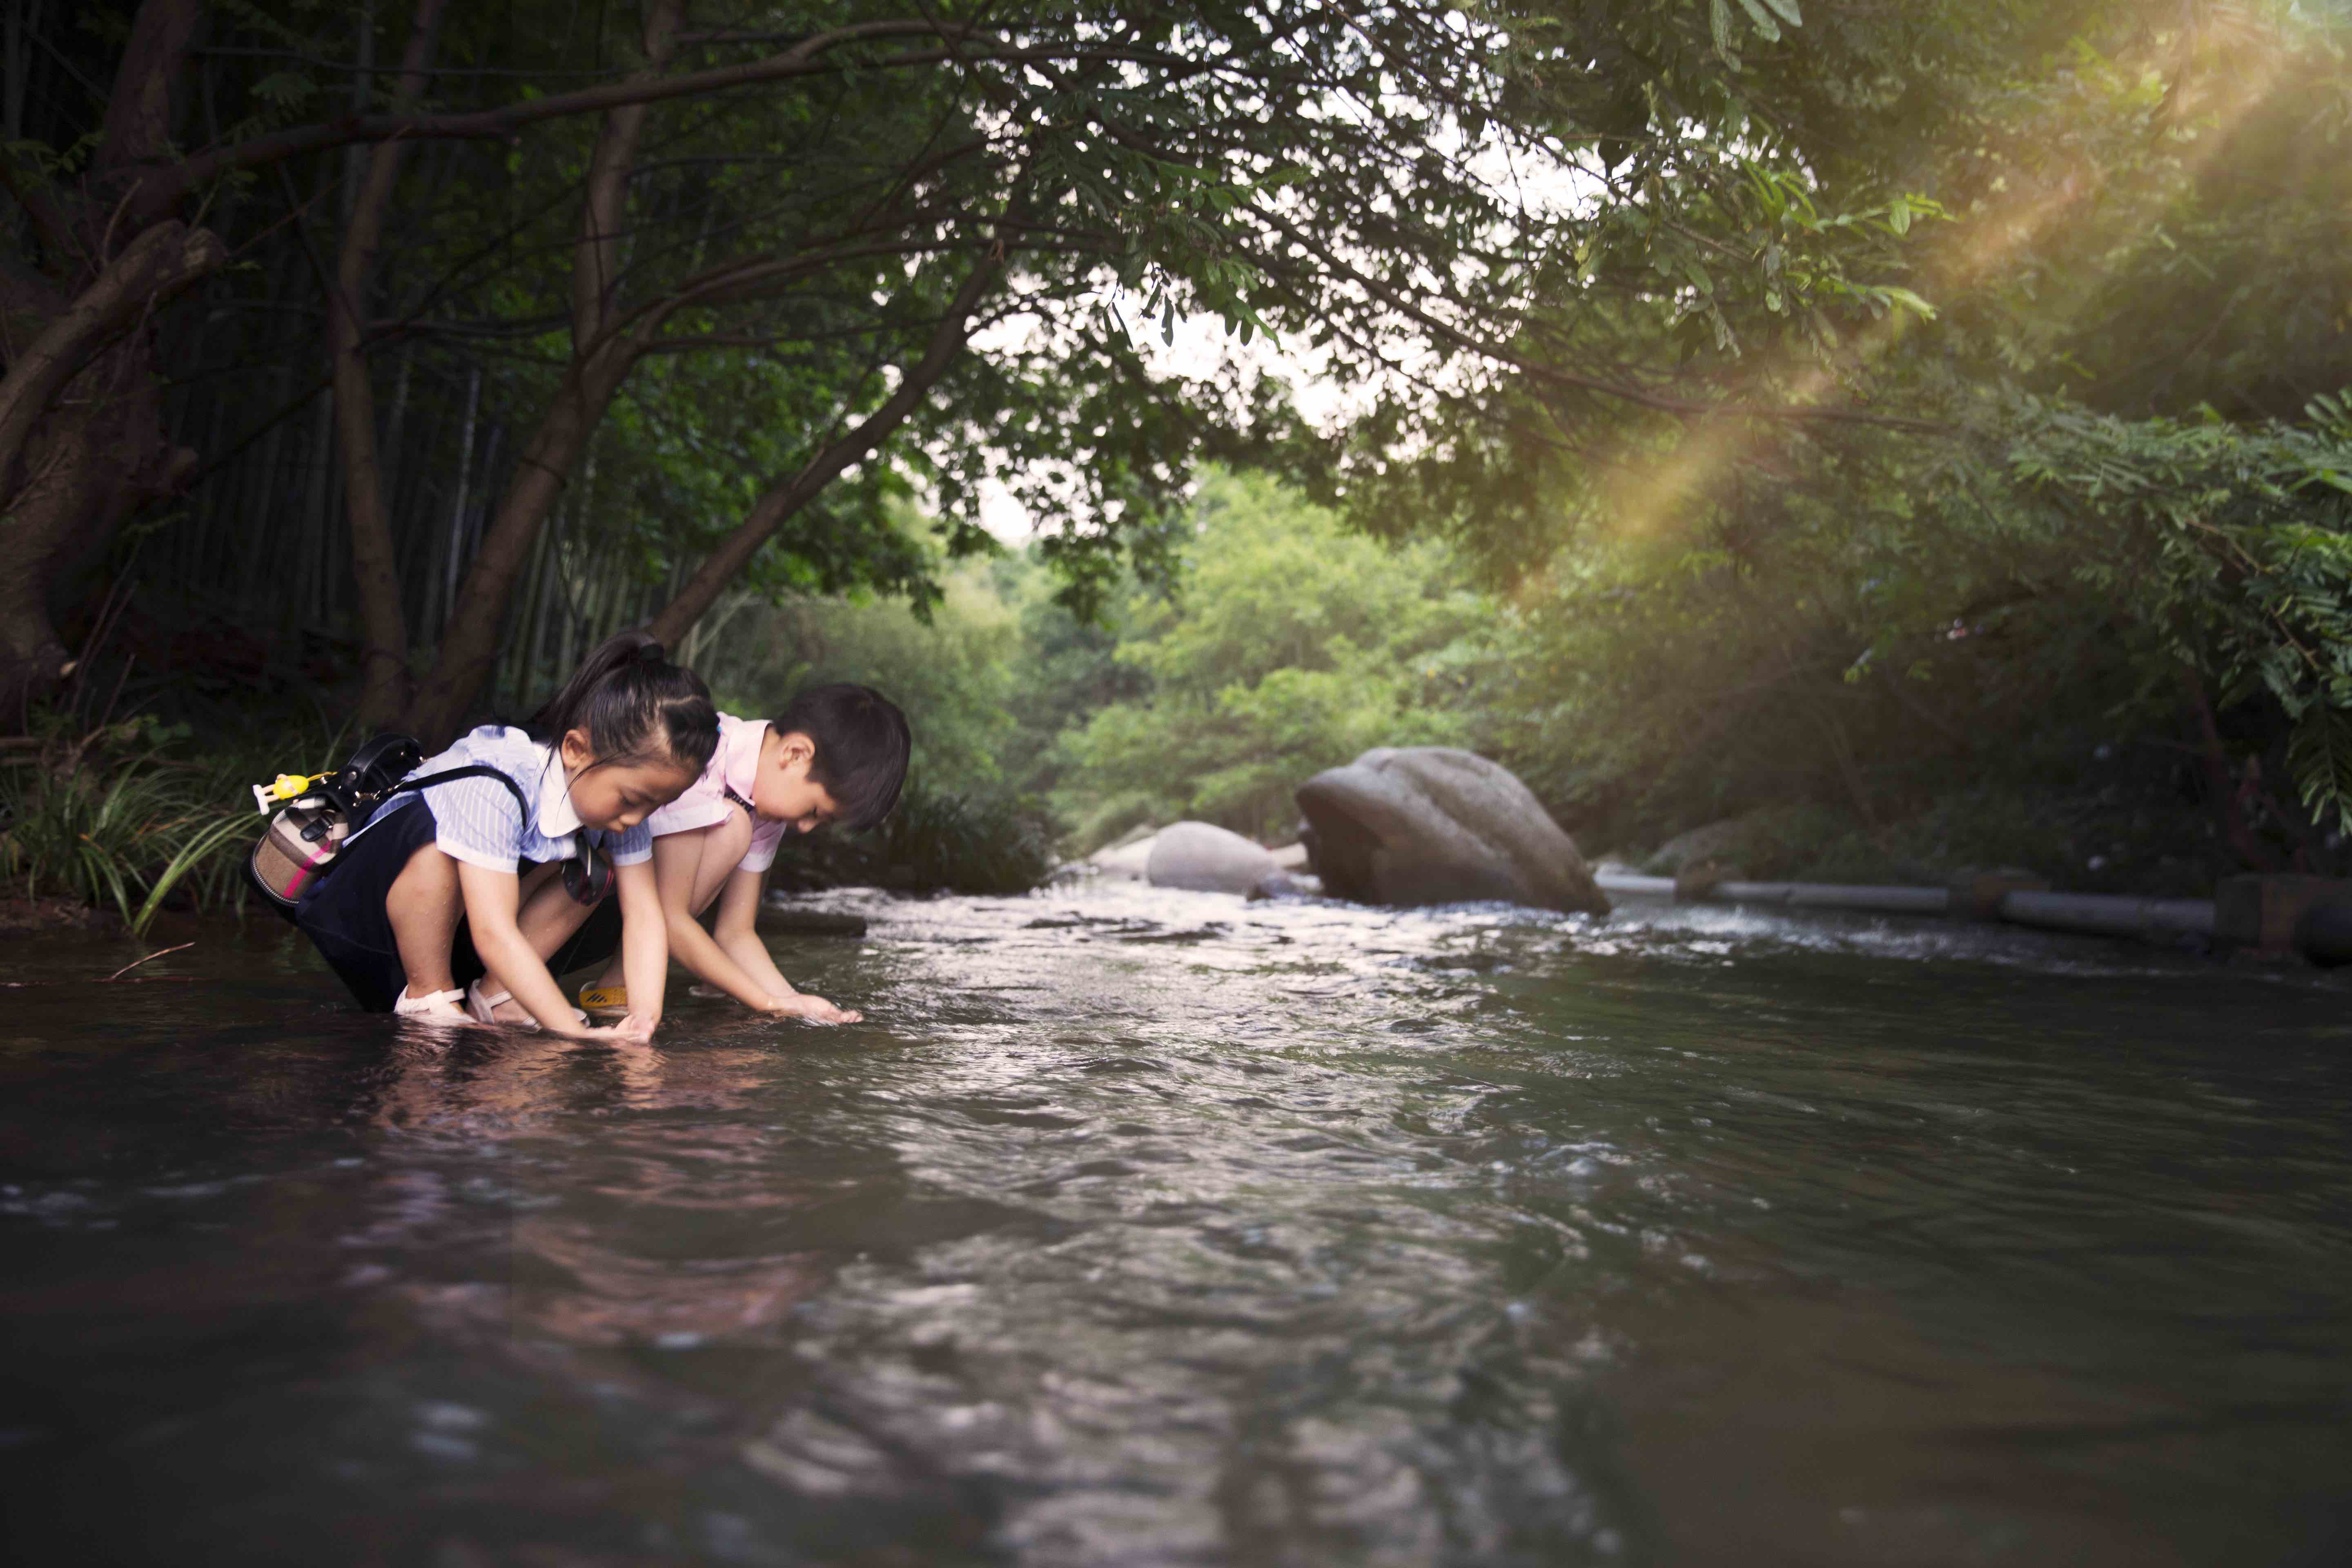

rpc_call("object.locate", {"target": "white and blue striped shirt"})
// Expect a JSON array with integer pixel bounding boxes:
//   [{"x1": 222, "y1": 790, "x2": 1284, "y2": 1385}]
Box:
[{"x1": 364, "y1": 724, "x2": 653, "y2": 874}]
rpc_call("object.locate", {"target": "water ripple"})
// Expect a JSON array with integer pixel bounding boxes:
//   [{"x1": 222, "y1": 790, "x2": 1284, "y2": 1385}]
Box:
[{"x1": 0, "y1": 885, "x2": 2347, "y2": 1564}]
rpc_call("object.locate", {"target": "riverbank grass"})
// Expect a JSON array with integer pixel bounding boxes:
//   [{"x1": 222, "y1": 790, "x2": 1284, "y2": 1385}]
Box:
[{"x1": 0, "y1": 719, "x2": 260, "y2": 935}]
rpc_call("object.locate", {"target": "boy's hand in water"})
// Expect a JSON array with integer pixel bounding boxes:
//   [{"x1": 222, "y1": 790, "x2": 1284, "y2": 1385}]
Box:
[{"x1": 764, "y1": 992, "x2": 860, "y2": 1024}]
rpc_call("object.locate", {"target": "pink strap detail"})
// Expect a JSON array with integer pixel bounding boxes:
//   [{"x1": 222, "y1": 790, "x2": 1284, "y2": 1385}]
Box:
[{"x1": 283, "y1": 840, "x2": 337, "y2": 898}]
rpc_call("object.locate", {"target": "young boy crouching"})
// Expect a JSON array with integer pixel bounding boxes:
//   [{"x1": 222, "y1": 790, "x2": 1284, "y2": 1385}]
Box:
[{"x1": 520, "y1": 683, "x2": 910, "y2": 1023}]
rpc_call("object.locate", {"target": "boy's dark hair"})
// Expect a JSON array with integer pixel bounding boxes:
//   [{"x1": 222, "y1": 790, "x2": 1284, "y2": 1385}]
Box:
[
  {"x1": 529, "y1": 630, "x2": 719, "y2": 776},
  {"x1": 773, "y1": 683, "x2": 911, "y2": 832}
]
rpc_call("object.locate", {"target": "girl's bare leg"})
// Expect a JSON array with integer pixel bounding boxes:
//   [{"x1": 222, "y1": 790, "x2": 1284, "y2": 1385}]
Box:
[
  {"x1": 385, "y1": 843, "x2": 463, "y2": 1001},
  {"x1": 482, "y1": 863, "x2": 603, "y2": 1022}
]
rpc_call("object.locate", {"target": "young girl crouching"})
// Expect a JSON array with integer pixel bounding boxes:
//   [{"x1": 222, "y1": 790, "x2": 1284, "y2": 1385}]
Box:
[
  {"x1": 525, "y1": 684, "x2": 909, "y2": 1025},
  {"x1": 294, "y1": 633, "x2": 719, "y2": 1036}
]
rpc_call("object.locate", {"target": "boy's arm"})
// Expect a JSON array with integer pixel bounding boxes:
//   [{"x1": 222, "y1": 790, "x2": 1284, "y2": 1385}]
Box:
[
  {"x1": 458, "y1": 861, "x2": 600, "y2": 1038},
  {"x1": 712, "y1": 868, "x2": 795, "y2": 996},
  {"x1": 613, "y1": 857, "x2": 669, "y2": 1041},
  {"x1": 713, "y1": 867, "x2": 860, "y2": 1023},
  {"x1": 649, "y1": 829, "x2": 783, "y2": 1012}
]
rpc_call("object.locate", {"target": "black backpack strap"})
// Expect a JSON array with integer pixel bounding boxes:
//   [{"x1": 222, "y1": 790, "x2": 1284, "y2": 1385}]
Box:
[
  {"x1": 396, "y1": 763, "x2": 530, "y2": 813},
  {"x1": 349, "y1": 762, "x2": 531, "y2": 837}
]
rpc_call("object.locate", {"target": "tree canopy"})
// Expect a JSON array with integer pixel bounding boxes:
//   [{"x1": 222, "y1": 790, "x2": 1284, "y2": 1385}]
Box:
[
  {"x1": 1, "y1": 0, "x2": 1976, "y2": 738},
  {"x1": 4, "y1": 0, "x2": 2349, "y2": 888}
]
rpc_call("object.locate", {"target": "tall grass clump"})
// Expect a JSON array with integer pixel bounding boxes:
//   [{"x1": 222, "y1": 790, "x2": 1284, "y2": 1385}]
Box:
[{"x1": 0, "y1": 718, "x2": 260, "y2": 934}]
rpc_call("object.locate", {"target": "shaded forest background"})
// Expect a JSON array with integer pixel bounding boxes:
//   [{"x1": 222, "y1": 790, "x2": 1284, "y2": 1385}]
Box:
[{"x1": 2, "y1": 0, "x2": 2350, "y2": 924}]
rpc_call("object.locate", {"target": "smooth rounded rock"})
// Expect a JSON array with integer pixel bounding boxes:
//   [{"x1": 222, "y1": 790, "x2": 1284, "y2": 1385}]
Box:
[
  {"x1": 1087, "y1": 830, "x2": 1158, "y2": 882},
  {"x1": 1295, "y1": 747, "x2": 1608, "y2": 915},
  {"x1": 1145, "y1": 821, "x2": 1278, "y2": 895}
]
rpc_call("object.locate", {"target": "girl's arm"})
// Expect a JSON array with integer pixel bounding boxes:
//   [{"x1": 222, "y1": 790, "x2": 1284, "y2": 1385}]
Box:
[
  {"x1": 457, "y1": 861, "x2": 601, "y2": 1038},
  {"x1": 613, "y1": 858, "x2": 668, "y2": 1042},
  {"x1": 713, "y1": 868, "x2": 858, "y2": 1023},
  {"x1": 648, "y1": 830, "x2": 779, "y2": 1011}
]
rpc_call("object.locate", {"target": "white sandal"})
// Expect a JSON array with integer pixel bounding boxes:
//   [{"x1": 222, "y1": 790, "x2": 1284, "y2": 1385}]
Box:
[
  {"x1": 392, "y1": 986, "x2": 468, "y2": 1025},
  {"x1": 466, "y1": 979, "x2": 588, "y2": 1029}
]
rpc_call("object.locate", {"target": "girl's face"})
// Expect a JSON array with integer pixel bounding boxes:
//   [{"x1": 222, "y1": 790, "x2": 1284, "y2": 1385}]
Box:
[
  {"x1": 752, "y1": 729, "x2": 842, "y2": 836},
  {"x1": 559, "y1": 729, "x2": 698, "y2": 833}
]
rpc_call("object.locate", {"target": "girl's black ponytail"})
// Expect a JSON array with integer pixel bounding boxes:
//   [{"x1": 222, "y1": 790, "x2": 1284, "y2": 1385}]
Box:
[{"x1": 530, "y1": 629, "x2": 719, "y2": 775}]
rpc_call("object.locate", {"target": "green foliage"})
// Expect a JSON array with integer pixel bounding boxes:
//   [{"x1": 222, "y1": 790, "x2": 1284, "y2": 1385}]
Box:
[
  {"x1": 56, "y1": 0, "x2": 2028, "y2": 690},
  {"x1": 987, "y1": 553, "x2": 1152, "y2": 806},
  {"x1": 693, "y1": 556, "x2": 1027, "y2": 791},
  {"x1": 22, "y1": 0, "x2": 2348, "y2": 904},
  {"x1": 0, "y1": 721, "x2": 258, "y2": 934},
  {"x1": 2008, "y1": 396, "x2": 2352, "y2": 828},
  {"x1": 1304, "y1": 0, "x2": 2352, "y2": 887},
  {"x1": 1050, "y1": 472, "x2": 1495, "y2": 844}
]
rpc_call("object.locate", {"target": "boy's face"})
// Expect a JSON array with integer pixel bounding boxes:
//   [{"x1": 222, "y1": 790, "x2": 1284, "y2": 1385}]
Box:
[{"x1": 754, "y1": 729, "x2": 843, "y2": 836}]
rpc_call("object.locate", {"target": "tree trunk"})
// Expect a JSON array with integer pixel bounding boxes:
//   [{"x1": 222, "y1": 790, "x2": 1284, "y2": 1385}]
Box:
[
  {"x1": 0, "y1": 333, "x2": 199, "y2": 721},
  {"x1": 399, "y1": 0, "x2": 684, "y2": 744},
  {"x1": 0, "y1": 0, "x2": 212, "y2": 722},
  {"x1": 0, "y1": 222, "x2": 223, "y2": 722},
  {"x1": 335, "y1": 0, "x2": 448, "y2": 729}
]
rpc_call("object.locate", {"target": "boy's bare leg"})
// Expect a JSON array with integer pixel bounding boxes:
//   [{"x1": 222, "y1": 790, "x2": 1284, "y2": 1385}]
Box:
[
  {"x1": 385, "y1": 843, "x2": 465, "y2": 1006},
  {"x1": 592, "y1": 814, "x2": 752, "y2": 992},
  {"x1": 480, "y1": 863, "x2": 602, "y2": 1022},
  {"x1": 687, "y1": 813, "x2": 753, "y2": 915}
]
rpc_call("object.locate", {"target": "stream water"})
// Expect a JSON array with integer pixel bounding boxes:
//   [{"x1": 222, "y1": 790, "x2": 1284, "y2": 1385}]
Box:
[{"x1": 2, "y1": 883, "x2": 2348, "y2": 1566}]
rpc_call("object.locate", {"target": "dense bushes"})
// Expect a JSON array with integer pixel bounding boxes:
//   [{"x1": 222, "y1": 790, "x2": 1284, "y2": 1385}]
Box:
[{"x1": 1049, "y1": 471, "x2": 1495, "y2": 846}]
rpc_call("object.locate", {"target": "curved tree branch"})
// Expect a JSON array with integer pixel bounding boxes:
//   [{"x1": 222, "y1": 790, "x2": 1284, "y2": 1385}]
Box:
[
  {"x1": 0, "y1": 220, "x2": 224, "y2": 509},
  {"x1": 575, "y1": 0, "x2": 686, "y2": 350},
  {"x1": 1263, "y1": 212, "x2": 1951, "y2": 433},
  {"x1": 98, "y1": 0, "x2": 204, "y2": 178},
  {"x1": 646, "y1": 248, "x2": 1005, "y2": 647},
  {"x1": 124, "y1": 22, "x2": 1131, "y2": 232}
]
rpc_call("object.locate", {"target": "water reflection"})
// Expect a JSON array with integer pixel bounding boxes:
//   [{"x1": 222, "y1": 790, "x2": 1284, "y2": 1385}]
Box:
[{"x1": 0, "y1": 885, "x2": 2348, "y2": 1565}]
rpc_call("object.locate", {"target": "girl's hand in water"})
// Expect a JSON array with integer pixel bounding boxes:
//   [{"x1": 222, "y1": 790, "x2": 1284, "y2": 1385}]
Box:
[
  {"x1": 764, "y1": 992, "x2": 860, "y2": 1025},
  {"x1": 610, "y1": 1011, "x2": 659, "y2": 1044}
]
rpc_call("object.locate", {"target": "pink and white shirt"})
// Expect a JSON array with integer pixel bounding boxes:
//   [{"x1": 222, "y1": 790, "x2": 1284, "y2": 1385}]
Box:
[{"x1": 644, "y1": 711, "x2": 786, "y2": 873}]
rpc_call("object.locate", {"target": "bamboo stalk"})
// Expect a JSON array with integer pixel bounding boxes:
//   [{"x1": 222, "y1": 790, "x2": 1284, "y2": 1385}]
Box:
[{"x1": 437, "y1": 363, "x2": 484, "y2": 639}]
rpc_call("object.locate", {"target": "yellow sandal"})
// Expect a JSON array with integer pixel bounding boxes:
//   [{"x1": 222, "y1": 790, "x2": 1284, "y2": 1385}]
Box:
[{"x1": 577, "y1": 983, "x2": 629, "y2": 1015}]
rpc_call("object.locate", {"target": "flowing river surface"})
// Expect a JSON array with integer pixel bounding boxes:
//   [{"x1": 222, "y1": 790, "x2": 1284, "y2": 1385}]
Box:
[{"x1": 3, "y1": 882, "x2": 2349, "y2": 1567}]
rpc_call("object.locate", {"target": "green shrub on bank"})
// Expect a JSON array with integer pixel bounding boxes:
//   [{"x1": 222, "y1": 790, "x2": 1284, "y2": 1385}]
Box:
[
  {"x1": 1049, "y1": 471, "x2": 1492, "y2": 846},
  {"x1": 769, "y1": 775, "x2": 1055, "y2": 897},
  {"x1": 0, "y1": 719, "x2": 257, "y2": 933}
]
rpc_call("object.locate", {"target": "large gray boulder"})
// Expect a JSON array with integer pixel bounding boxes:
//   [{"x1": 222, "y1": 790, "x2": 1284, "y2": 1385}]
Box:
[
  {"x1": 1146, "y1": 821, "x2": 1278, "y2": 895},
  {"x1": 1295, "y1": 748, "x2": 1608, "y2": 915}
]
